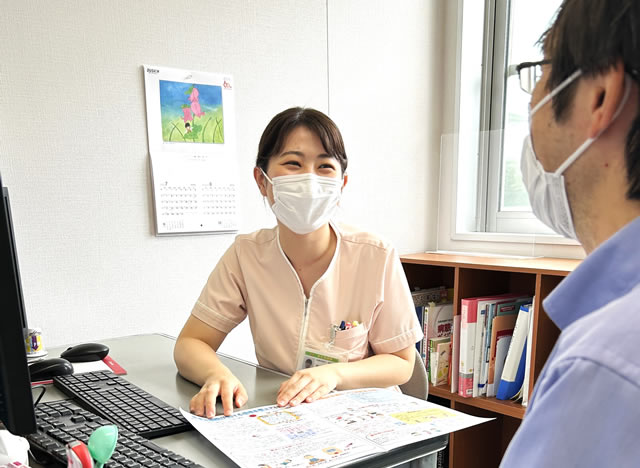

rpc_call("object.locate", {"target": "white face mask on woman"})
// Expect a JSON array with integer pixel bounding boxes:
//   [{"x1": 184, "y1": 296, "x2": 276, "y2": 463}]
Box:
[
  {"x1": 261, "y1": 170, "x2": 343, "y2": 235},
  {"x1": 521, "y1": 70, "x2": 631, "y2": 239}
]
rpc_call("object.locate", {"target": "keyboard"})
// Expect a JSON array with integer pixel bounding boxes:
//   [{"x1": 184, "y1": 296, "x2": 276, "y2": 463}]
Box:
[
  {"x1": 28, "y1": 399, "x2": 204, "y2": 468},
  {"x1": 53, "y1": 371, "x2": 191, "y2": 439}
]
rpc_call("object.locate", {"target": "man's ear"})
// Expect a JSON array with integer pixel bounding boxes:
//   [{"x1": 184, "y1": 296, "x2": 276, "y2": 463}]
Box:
[
  {"x1": 254, "y1": 167, "x2": 268, "y2": 196},
  {"x1": 588, "y1": 61, "x2": 626, "y2": 139},
  {"x1": 341, "y1": 173, "x2": 348, "y2": 191}
]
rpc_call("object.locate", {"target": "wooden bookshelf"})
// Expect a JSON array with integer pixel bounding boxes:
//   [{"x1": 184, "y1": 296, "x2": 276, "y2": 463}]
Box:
[{"x1": 401, "y1": 252, "x2": 581, "y2": 468}]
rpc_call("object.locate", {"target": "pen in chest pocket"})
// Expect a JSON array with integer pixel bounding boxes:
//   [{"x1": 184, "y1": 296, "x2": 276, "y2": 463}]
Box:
[{"x1": 331, "y1": 320, "x2": 361, "y2": 342}]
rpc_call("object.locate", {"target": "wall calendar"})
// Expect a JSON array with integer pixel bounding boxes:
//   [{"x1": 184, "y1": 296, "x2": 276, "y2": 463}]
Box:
[{"x1": 143, "y1": 64, "x2": 239, "y2": 235}]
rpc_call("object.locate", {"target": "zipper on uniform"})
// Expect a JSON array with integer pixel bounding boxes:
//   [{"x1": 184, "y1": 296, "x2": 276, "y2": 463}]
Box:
[
  {"x1": 276, "y1": 224, "x2": 340, "y2": 371},
  {"x1": 295, "y1": 297, "x2": 311, "y2": 369}
]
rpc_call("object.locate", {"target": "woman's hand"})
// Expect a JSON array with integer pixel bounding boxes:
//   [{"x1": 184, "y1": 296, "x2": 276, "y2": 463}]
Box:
[
  {"x1": 276, "y1": 365, "x2": 341, "y2": 407},
  {"x1": 190, "y1": 370, "x2": 248, "y2": 418}
]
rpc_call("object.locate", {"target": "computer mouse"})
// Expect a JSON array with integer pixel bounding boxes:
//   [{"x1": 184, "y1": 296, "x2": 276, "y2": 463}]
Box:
[
  {"x1": 60, "y1": 342, "x2": 110, "y2": 363},
  {"x1": 29, "y1": 357, "x2": 73, "y2": 381}
]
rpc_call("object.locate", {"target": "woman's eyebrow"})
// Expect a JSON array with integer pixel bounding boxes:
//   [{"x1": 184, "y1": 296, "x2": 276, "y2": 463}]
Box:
[{"x1": 279, "y1": 150, "x2": 332, "y2": 159}]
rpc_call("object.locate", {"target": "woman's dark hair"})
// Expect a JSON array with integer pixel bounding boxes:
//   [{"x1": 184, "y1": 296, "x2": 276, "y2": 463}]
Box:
[
  {"x1": 540, "y1": 0, "x2": 640, "y2": 199},
  {"x1": 255, "y1": 107, "x2": 348, "y2": 174}
]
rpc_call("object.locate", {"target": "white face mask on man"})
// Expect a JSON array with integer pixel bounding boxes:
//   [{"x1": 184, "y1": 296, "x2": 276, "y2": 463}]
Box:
[
  {"x1": 261, "y1": 169, "x2": 343, "y2": 235},
  {"x1": 521, "y1": 70, "x2": 631, "y2": 239}
]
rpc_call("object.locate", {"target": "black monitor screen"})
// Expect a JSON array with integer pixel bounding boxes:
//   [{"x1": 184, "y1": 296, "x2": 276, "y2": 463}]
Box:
[{"x1": 0, "y1": 174, "x2": 36, "y2": 435}]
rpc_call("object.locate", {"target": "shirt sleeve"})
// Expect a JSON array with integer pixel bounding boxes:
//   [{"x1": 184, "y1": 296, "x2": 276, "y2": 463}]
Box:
[
  {"x1": 368, "y1": 246, "x2": 423, "y2": 355},
  {"x1": 191, "y1": 241, "x2": 248, "y2": 333},
  {"x1": 500, "y1": 357, "x2": 640, "y2": 467}
]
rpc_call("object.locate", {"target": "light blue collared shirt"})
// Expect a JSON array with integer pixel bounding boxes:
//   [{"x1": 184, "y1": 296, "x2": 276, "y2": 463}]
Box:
[{"x1": 501, "y1": 216, "x2": 640, "y2": 468}]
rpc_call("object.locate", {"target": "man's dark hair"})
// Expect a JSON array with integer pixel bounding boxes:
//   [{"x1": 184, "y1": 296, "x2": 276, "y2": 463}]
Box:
[
  {"x1": 255, "y1": 107, "x2": 348, "y2": 174},
  {"x1": 540, "y1": 0, "x2": 640, "y2": 199}
]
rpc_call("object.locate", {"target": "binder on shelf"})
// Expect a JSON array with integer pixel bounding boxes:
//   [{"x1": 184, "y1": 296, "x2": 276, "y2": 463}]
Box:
[
  {"x1": 496, "y1": 304, "x2": 532, "y2": 400},
  {"x1": 479, "y1": 296, "x2": 532, "y2": 396},
  {"x1": 522, "y1": 301, "x2": 536, "y2": 406}
]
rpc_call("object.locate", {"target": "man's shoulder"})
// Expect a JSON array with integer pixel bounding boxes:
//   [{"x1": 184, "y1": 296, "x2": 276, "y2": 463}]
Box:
[{"x1": 551, "y1": 284, "x2": 640, "y2": 385}]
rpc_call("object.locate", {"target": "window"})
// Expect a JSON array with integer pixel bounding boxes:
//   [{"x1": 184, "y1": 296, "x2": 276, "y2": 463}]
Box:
[
  {"x1": 481, "y1": 0, "x2": 562, "y2": 234},
  {"x1": 436, "y1": 0, "x2": 583, "y2": 258}
]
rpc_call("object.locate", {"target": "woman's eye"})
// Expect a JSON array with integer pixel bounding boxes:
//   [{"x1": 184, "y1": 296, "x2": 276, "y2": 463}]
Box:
[
  {"x1": 284, "y1": 161, "x2": 301, "y2": 167},
  {"x1": 319, "y1": 164, "x2": 336, "y2": 170}
]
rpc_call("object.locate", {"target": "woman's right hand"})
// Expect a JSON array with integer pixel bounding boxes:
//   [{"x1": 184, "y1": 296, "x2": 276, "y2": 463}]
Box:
[{"x1": 189, "y1": 370, "x2": 248, "y2": 417}]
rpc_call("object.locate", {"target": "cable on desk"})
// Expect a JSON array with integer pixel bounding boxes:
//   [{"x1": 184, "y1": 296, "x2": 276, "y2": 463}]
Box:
[{"x1": 32, "y1": 385, "x2": 47, "y2": 407}]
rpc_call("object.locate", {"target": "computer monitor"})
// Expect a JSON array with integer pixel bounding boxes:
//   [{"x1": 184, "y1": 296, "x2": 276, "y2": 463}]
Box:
[{"x1": 0, "y1": 173, "x2": 37, "y2": 435}]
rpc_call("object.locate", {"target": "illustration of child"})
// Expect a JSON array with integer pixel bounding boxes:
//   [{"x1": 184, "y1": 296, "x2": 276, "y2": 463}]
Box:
[{"x1": 304, "y1": 454, "x2": 325, "y2": 465}]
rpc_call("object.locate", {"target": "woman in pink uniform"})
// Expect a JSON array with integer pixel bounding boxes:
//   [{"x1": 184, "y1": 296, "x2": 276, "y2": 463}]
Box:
[{"x1": 174, "y1": 107, "x2": 423, "y2": 417}]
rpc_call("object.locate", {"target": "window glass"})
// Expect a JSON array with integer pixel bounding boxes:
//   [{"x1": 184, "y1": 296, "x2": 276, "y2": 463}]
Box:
[{"x1": 499, "y1": 1, "x2": 562, "y2": 211}]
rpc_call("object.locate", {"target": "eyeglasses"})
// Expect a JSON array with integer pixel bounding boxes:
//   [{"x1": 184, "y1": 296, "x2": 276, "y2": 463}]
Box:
[{"x1": 515, "y1": 60, "x2": 551, "y2": 94}]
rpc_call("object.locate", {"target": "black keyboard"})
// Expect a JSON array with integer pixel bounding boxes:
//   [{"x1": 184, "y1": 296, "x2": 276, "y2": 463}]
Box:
[
  {"x1": 53, "y1": 371, "x2": 191, "y2": 439},
  {"x1": 28, "y1": 400, "x2": 204, "y2": 468}
]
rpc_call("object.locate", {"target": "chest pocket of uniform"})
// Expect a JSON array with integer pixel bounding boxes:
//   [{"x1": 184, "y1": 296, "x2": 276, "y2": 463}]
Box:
[{"x1": 333, "y1": 325, "x2": 369, "y2": 361}]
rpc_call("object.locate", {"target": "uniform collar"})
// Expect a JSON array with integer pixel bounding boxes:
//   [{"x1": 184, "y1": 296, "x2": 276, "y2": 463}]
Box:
[{"x1": 544, "y1": 216, "x2": 640, "y2": 330}]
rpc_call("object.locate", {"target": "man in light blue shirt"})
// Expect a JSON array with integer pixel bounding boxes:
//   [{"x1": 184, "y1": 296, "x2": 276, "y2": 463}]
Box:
[{"x1": 501, "y1": 1, "x2": 640, "y2": 466}]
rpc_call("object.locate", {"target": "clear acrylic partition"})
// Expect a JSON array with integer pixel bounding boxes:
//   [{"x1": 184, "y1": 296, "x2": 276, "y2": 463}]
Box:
[{"x1": 435, "y1": 131, "x2": 584, "y2": 260}]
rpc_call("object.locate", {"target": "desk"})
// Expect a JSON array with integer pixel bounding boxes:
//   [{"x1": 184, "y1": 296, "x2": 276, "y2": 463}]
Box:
[{"x1": 34, "y1": 334, "x2": 447, "y2": 467}]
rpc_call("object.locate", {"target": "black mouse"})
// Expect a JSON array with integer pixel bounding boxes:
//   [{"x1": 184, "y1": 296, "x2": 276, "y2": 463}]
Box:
[
  {"x1": 60, "y1": 342, "x2": 109, "y2": 363},
  {"x1": 29, "y1": 358, "x2": 74, "y2": 381}
]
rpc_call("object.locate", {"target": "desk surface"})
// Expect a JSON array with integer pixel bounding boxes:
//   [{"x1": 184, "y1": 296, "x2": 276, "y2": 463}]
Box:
[{"x1": 34, "y1": 334, "x2": 446, "y2": 467}]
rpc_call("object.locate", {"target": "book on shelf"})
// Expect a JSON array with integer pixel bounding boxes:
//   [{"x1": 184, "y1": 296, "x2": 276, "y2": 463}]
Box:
[
  {"x1": 411, "y1": 286, "x2": 449, "y2": 358},
  {"x1": 486, "y1": 313, "x2": 518, "y2": 398},
  {"x1": 497, "y1": 303, "x2": 532, "y2": 400},
  {"x1": 429, "y1": 337, "x2": 451, "y2": 386},
  {"x1": 411, "y1": 286, "x2": 449, "y2": 307},
  {"x1": 416, "y1": 305, "x2": 425, "y2": 356},
  {"x1": 424, "y1": 301, "x2": 453, "y2": 382},
  {"x1": 458, "y1": 296, "x2": 480, "y2": 398},
  {"x1": 459, "y1": 293, "x2": 526, "y2": 398},
  {"x1": 450, "y1": 314, "x2": 461, "y2": 393}
]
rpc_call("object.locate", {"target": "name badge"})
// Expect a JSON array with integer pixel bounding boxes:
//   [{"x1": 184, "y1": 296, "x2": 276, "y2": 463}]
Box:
[{"x1": 298, "y1": 346, "x2": 348, "y2": 370}]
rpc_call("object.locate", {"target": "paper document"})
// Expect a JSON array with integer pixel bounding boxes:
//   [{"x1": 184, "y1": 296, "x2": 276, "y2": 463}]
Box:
[{"x1": 181, "y1": 388, "x2": 491, "y2": 468}]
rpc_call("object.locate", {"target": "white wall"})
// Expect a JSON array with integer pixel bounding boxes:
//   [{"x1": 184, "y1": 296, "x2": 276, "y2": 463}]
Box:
[
  {"x1": 328, "y1": 1, "x2": 444, "y2": 254},
  {"x1": 0, "y1": 0, "x2": 444, "y2": 360}
]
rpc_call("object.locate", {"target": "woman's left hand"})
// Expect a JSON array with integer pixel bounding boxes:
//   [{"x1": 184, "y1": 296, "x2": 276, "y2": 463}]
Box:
[{"x1": 276, "y1": 365, "x2": 341, "y2": 407}]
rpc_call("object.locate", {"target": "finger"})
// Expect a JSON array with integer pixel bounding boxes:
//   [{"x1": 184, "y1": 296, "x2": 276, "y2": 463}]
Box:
[
  {"x1": 305, "y1": 385, "x2": 329, "y2": 403},
  {"x1": 290, "y1": 381, "x2": 320, "y2": 406},
  {"x1": 276, "y1": 376, "x2": 295, "y2": 401},
  {"x1": 189, "y1": 394, "x2": 205, "y2": 417},
  {"x1": 220, "y1": 382, "x2": 235, "y2": 416},
  {"x1": 204, "y1": 384, "x2": 220, "y2": 418},
  {"x1": 277, "y1": 374, "x2": 311, "y2": 406},
  {"x1": 235, "y1": 384, "x2": 248, "y2": 408}
]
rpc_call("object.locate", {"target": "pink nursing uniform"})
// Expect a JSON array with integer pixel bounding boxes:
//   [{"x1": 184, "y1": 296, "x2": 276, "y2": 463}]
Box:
[{"x1": 191, "y1": 222, "x2": 423, "y2": 376}]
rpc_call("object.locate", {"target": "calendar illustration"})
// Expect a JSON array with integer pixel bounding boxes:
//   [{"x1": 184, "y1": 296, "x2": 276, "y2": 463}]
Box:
[{"x1": 143, "y1": 65, "x2": 239, "y2": 235}]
